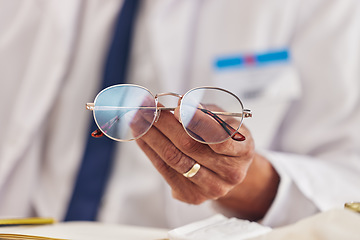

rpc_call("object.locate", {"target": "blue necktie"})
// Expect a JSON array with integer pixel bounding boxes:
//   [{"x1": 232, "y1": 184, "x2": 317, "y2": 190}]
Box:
[{"x1": 65, "y1": 0, "x2": 140, "y2": 221}]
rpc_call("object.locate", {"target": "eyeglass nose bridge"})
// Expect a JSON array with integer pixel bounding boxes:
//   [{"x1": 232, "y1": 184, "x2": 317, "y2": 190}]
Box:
[
  {"x1": 153, "y1": 92, "x2": 183, "y2": 122},
  {"x1": 155, "y1": 92, "x2": 183, "y2": 98}
]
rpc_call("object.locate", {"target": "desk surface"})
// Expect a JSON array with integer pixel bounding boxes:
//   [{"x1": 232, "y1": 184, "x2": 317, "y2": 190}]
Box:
[
  {"x1": 1, "y1": 210, "x2": 359, "y2": 240},
  {"x1": 0, "y1": 221, "x2": 168, "y2": 240}
]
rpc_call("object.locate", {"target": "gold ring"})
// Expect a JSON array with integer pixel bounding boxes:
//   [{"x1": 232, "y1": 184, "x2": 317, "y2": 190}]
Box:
[{"x1": 183, "y1": 163, "x2": 201, "y2": 178}]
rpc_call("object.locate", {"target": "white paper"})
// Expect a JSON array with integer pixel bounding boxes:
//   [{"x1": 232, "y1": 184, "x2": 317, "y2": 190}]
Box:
[{"x1": 167, "y1": 214, "x2": 272, "y2": 240}]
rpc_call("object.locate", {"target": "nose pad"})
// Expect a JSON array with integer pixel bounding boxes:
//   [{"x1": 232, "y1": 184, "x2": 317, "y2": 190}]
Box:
[{"x1": 154, "y1": 109, "x2": 161, "y2": 122}]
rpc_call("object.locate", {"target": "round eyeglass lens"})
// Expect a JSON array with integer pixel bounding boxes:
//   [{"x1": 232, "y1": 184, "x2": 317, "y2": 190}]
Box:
[
  {"x1": 93, "y1": 85, "x2": 157, "y2": 141},
  {"x1": 180, "y1": 87, "x2": 244, "y2": 144}
]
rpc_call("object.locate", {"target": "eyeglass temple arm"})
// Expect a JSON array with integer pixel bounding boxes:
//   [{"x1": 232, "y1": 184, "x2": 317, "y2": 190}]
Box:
[
  {"x1": 86, "y1": 103, "x2": 252, "y2": 141},
  {"x1": 86, "y1": 103, "x2": 124, "y2": 138},
  {"x1": 86, "y1": 103, "x2": 252, "y2": 117},
  {"x1": 198, "y1": 108, "x2": 249, "y2": 141},
  {"x1": 91, "y1": 115, "x2": 121, "y2": 138}
]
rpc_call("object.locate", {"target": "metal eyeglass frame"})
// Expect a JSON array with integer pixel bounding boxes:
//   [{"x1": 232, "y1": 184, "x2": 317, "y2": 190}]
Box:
[{"x1": 86, "y1": 84, "x2": 252, "y2": 144}]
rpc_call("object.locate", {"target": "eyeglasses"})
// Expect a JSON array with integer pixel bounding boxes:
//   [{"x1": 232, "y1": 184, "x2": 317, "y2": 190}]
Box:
[{"x1": 86, "y1": 84, "x2": 252, "y2": 144}]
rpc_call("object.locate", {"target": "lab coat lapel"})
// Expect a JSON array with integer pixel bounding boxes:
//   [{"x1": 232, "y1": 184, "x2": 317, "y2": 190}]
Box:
[{"x1": 0, "y1": 1, "x2": 82, "y2": 190}]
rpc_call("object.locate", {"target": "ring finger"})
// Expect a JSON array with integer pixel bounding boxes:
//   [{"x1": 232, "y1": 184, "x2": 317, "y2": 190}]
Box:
[{"x1": 138, "y1": 125, "x2": 233, "y2": 200}]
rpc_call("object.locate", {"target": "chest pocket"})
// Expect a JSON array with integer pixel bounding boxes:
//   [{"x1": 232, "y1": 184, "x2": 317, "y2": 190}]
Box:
[{"x1": 212, "y1": 62, "x2": 301, "y2": 149}]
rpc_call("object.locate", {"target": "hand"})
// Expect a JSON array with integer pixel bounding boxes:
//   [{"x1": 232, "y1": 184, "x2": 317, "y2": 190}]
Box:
[{"x1": 135, "y1": 107, "x2": 279, "y2": 221}]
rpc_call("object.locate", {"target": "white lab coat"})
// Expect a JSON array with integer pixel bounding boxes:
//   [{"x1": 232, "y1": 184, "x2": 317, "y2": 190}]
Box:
[{"x1": 0, "y1": 0, "x2": 359, "y2": 229}]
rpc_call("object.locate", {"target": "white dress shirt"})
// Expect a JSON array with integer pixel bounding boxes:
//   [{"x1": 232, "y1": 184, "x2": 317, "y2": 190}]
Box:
[{"x1": 0, "y1": 0, "x2": 359, "y2": 229}]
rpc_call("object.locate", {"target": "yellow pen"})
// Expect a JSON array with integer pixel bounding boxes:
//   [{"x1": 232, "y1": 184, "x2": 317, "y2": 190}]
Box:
[
  {"x1": 0, "y1": 217, "x2": 55, "y2": 227},
  {"x1": 345, "y1": 202, "x2": 360, "y2": 213}
]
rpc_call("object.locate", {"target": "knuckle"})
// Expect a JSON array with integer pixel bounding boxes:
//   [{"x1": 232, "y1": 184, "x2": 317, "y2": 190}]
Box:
[
  {"x1": 162, "y1": 144, "x2": 184, "y2": 166},
  {"x1": 161, "y1": 143, "x2": 197, "y2": 173},
  {"x1": 210, "y1": 142, "x2": 228, "y2": 154},
  {"x1": 244, "y1": 142, "x2": 255, "y2": 159},
  {"x1": 185, "y1": 117, "x2": 202, "y2": 132},
  {"x1": 226, "y1": 168, "x2": 245, "y2": 185},
  {"x1": 179, "y1": 136, "x2": 202, "y2": 153},
  {"x1": 207, "y1": 183, "x2": 229, "y2": 199},
  {"x1": 154, "y1": 158, "x2": 171, "y2": 172}
]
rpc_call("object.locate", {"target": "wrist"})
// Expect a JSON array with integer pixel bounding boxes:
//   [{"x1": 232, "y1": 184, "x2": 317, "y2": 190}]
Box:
[{"x1": 216, "y1": 153, "x2": 280, "y2": 221}]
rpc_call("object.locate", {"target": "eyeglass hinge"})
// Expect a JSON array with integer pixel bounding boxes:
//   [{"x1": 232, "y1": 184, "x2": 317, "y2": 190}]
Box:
[
  {"x1": 86, "y1": 103, "x2": 95, "y2": 110},
  {"x1": 243, "y1": 109, "x2": 252, "y2": 118}
]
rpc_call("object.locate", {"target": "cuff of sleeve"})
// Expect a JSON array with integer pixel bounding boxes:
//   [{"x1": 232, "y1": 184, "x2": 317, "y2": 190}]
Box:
[{"x1": 259, "y1": 150, "x2": 318, "y2": 227}]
